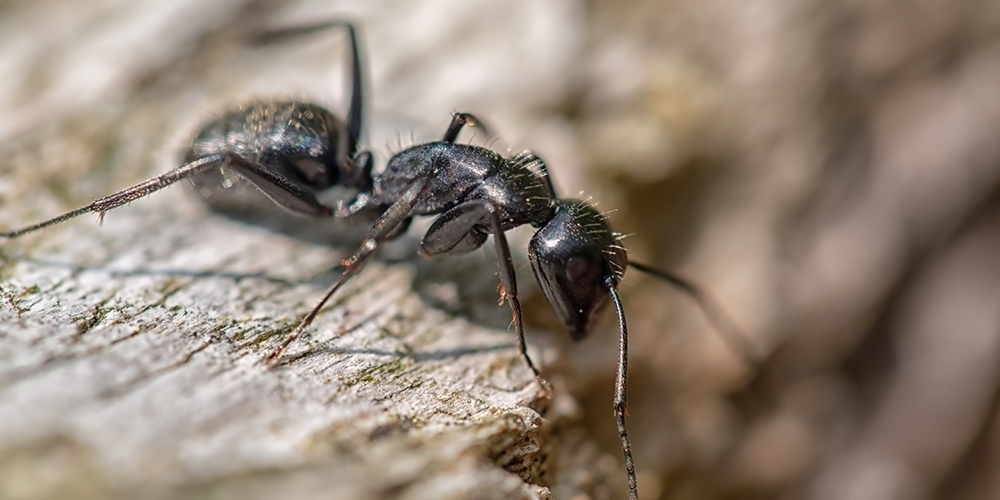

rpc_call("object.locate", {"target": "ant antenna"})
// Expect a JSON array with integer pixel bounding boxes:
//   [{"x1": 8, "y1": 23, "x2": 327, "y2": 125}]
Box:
[
  {"x1": 607, "y1": 279, "x2": 638, "y2": 500},
  {"x1": 628, "y1": 260, "x2": 761, "y2": 365}
]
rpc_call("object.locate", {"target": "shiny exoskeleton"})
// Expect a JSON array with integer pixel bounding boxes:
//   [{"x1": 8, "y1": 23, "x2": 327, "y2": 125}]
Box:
[
  {"x1": 185, "y1": 101, "x2": 374, "y2": 217},
  {"x1": 268, "y1": 112, "x2": 754, "y2": 500},
  {"x1": 273, "y1": 112, "x2": 629, "y2": 378},
  {"x1": 1, "y1": 20, "x2": 755, "y2": 500},
  {"x1": 0, "y1": 20, "x2": 374, "y2": 238},
  {"x1": 258, "y1": 111, "x2": 642, "y2": 498}
]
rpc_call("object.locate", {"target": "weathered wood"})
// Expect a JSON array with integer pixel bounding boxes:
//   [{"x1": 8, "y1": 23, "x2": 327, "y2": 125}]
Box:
[
  {"x1": 0, "y1": 106, "x2": 562, "y2": 500},
  {"x1": 0, "y1": 1, "x2": 617, "y2": 499}
]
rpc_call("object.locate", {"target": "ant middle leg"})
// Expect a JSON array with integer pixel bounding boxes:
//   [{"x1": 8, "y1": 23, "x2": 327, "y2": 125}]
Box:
[{"x1": 265, "y1": 178, "x2": 429, "y2": 365}]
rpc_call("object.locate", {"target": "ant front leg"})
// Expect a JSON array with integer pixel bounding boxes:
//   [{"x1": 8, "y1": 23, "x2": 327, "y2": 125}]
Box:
[
  {"x1": 421, "y1": 200, "x2": 552, "y2": 394},
  {"x1": 265, "y1": 179, "x2": 429, "y2": 365},
  {"x1": 487, "y1": 208, "x2": 552, "y2": 394}
]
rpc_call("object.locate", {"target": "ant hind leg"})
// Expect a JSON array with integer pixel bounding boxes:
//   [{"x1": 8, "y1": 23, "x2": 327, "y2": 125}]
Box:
[{"x1": 1, "y1": 154, "x2": 227, "y2": 238}]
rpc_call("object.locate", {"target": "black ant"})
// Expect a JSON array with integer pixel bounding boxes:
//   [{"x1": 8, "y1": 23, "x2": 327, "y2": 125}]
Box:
[
  {"x1": 1, "y1": 20, "x2": 756, "y2": 500},
  {"x1": 265, "y1": 111, "x2": 757, "y2": 500}
]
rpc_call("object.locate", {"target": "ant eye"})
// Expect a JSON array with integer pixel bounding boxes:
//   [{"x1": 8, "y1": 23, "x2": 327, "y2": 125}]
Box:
[{"x1": 564, "y1": 256, "x2": 590, "y2": 283}]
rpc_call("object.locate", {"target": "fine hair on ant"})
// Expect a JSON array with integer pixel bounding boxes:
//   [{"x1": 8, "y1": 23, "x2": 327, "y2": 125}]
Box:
[{"x1": 1, "y1": 20, "x2": 756, "y2": 500}]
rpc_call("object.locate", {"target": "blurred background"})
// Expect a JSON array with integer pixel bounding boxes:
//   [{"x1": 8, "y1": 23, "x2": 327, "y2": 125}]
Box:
[{"x1": 1, "y1": 0, "x2": 999, "y2": 499}]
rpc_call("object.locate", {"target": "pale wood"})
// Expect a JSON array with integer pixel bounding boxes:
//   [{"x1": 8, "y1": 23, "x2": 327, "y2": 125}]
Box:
[
  {"x1": 0, "y1": 122, "x2": 560, "y2": 499},
  {"x1": 0, "y1": 1, "x2": 612, "y2": 499}
]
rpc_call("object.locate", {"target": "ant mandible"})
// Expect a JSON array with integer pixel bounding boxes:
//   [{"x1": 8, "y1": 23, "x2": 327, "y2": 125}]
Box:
[{"x1": 0, "y1": 20, "x2": 757, "y2": 500}]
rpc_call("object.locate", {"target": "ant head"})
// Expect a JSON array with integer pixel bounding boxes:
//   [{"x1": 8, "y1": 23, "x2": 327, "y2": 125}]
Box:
[{"x1": 529, "y1": 199, "x2": 627, "y2": 340}]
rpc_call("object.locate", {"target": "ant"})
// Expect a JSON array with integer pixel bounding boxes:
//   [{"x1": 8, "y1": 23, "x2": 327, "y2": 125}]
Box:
[
  {"x1": 265, "y1": 111, "x2": 757, "y2": 500},
  {"x1": 0, "y1": 20, "x2": 756, "y2": 500}
]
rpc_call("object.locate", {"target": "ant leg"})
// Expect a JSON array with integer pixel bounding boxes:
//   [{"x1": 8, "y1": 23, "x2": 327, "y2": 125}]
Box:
[
  {"x1": 218, "y1": 154, "x2": 333, "y2": 217},
  {"x1": 418, "y1": 199, "x2": 550, "y2": 392},
  {"x1": 419, "y1": 201, "x2": 489, "y2": 256},
  {"x1": 441, "y1": 112, "x2": 489, "y2": 144},
  {"x1": 334, "y1": 191, "x2": 383, "y2": 219},
  {"x1": 628, "y1": 261, "x2": 761, "y2": 365},
  {"x1": 350, "y1": 150, "x2": 375, "y2": 192},
  {"x1": 250, "y1": 20, "x2": 366, "y2": 163},
  {"x1": 1, "y1": 151, "x2": 338, "y2": 239},
  {"x1": 606, "y1": 278, "x2": 638, "y2": 500},
  {"x1": 1, "y1": 154, "x2": 228, "y2": 238},
  {"x1": 265, "y1": 178, "x2": 428, "y2": 365},
  {"x1": 341, "y1": 22, "x2": 364, "y2": 159},
  {"x1": 484, "y1": 207, "x2": 551, "y2": 393}
]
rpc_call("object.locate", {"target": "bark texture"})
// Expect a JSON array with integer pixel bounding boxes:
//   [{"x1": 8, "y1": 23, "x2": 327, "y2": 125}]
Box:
[
  {"x1": 0, "y1": 1, "x2": 614, "y2": 499},
  {"x1": 5, "y1": 0, "x2": 1000, "y2": 499}
]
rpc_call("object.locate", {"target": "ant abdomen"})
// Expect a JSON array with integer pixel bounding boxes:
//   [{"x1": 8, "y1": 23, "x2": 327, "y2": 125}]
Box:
[{"x1": 184, "y1": 101, "x2": 355, "y2": 215}]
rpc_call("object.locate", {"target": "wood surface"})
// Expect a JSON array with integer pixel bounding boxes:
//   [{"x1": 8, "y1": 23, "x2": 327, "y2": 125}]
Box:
[{"x1": 0, "y1": 2, "x2": 617, "y2": 499}]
